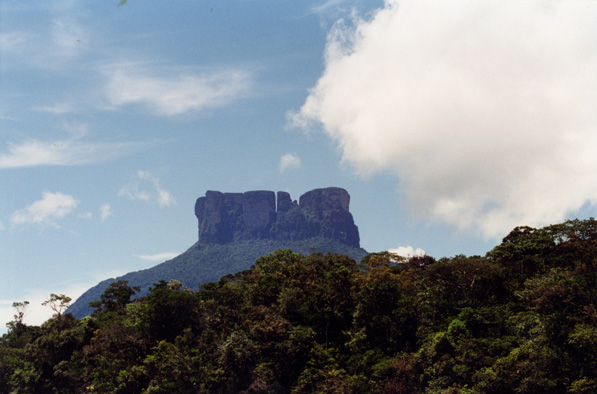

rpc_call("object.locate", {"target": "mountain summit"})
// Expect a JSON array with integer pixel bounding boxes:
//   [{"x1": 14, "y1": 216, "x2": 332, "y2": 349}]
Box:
[
  {"x1": 195, "y1": 187, "x2": 360, "y2": 248},
  {"x1": 68, "y1": 187, "x2": 367, "y2": 317}
]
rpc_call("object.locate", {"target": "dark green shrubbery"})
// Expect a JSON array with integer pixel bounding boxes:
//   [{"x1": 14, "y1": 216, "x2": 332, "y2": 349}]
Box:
[
  {"x1": 68, "y1": 237, "x2": 368, "y2": 318},
  {"x1": 2, "y1": 219, "x2": 597, "y2": 393}
]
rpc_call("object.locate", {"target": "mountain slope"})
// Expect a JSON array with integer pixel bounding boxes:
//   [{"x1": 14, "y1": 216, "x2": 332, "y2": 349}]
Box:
[{"x1": 69, "y1": 237, "x2": 368, "y2": 318}]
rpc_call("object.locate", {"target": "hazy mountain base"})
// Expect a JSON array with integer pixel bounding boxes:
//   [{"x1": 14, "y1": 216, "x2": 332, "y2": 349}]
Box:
[{"x1": 68, "y1": 237, "x2": 368, "y2": 318}]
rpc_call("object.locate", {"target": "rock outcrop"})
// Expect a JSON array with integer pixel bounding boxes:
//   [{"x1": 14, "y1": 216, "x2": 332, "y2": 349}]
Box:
[{"x1": 195, "y1": 187, "x2": 360, "y2": 248}]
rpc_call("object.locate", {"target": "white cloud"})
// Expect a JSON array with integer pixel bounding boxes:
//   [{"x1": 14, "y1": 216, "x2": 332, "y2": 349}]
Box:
[
  {"x1": 133, "y1": 251, "x2": 180, "y2": 262},
  {"x1": 0, "y1": 129, "x2": 135, "y2": 168},
  {"x1": 35, "y1": 102, "x2": 75, "y2": 115},
  {"x1": 50, "y1": 17, "x2": 88, "y2": 61},
  {"x1": 78, "y1": 212, "x2": 93, "y2": 220},
  {"x1": 290, "y1": 0, "x2": 597, "y2": 239},
  {"x1": 310, "y1": 0, "x2": 346, "y2": 15},
  {"x1": 388, "y1": 246, "x2": 426, "y2": 258},
  {"x1": 0, "y1": 295, "x2": 47, "y2": 334},
  {"x1": 279, "y1": 153, "x2": 302, "y2": 173},
  {"x1": 119, "y1": 170, "x2": 175, "y2": 207},
  {"x1": 0, "y1": 31, "x2": 32, "y2": 52},
  {"x1": 11, "y1": 192, "x2": 78, "y2": 227},
  {"x1": 0, "y1": 281, "x2": 93, "y2": 334},
  {"x1": 0, "y1": 8, "x2": 88, "y2": 70},
  {"x1": 100, "y1": 204, "x2": 112, "y2": 222},
  {"x1": 103, "y1": 64, "x2": 253, "y2": 115}
]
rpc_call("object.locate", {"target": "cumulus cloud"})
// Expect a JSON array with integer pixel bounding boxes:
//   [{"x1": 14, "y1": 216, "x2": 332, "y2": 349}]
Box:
[
  {"x1": 290, "y1": 0, "x2": 597, "y2": 239},
  {"x1": 103, "y1": 63, "x2": 253, "y2": 115},
  {"x1": 100, "y1": 204, "x2": 112, "y2": 222},
  {"x1": 11, "y1": 192, "x2": 78, "y2": 227},
  {"x1": 133, "y1": 251, "x2": 180, "y2": 262},
  {"x1": 279, "y1": 153, "x2": 302, "y2": 173},
  {"x1": 388, "y1": 246, "x2": 426, "y2": 258},
  {"x1": 119, "y1": 170, "x2": 175, "y2": 207},
  {"x1": 0, "y1": 128, "x2": 135, "y2": 168}
]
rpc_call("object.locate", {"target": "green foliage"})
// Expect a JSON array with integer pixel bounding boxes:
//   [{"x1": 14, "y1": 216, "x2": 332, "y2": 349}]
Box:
[
  {"x1": 144, "y1": 280, "x2": 198, "y2": 342},
  {"x1": 42, "y1": 293, "x2": 72, "y2": 320},
  {"x1": 2, "y1": 218, "x2": 597, "y2": 393},
  {"x1": 68, "y1": 237, "x2": 368, "y2": 318},
  {"x1": 89, "y1": 280, "x2": 140, "y2": 315}
]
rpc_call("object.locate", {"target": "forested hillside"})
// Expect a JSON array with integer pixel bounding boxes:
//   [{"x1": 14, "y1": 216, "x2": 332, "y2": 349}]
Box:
[
  {"x1": 68, "y1": 237, "x2": 368, "y2": 318},
  {"x1": 2, "y1": 219, "x2": 597, "y2": 393}
]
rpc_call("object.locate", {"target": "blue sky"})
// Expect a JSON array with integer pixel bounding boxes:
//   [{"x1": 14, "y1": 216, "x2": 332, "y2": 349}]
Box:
[{"x1": 2, "y1": 0, "x2": 597, "y2": 330}]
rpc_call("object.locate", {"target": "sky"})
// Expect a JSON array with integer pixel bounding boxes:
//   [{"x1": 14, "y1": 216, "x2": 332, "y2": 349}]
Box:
[{"x1": 2, "y1": 0, "x2": 597, "y2": 331}]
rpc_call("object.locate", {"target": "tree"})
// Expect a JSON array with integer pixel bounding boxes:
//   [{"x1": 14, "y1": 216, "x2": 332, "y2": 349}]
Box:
[
  {"x1": 89, "y1": 280, "x2": 140, "y2": 314},
  {"x1": 353, "y1": 262, "x2": 417, "y2": 354},
  {"x1": 145, "y1": 280, "x2": 198, "y2": 342},
  {"x1": 141, "y1": 339, "x2": 197, "y2": 394},
  {"x1": 5, "y1": 301, "x2": 29, "y2": 336},
  {"x1": 42, "y1": 294, "x2": 71, "y2": 321},
  {"x1": 275, "y1": 253, "x2": 358, "y2": 348},
  {"x1": 11, "y1": 314, "x2": 95, "y2": 393},
  {"x1": 12, "y1": 301, "x2": 29, "y2": 326}
]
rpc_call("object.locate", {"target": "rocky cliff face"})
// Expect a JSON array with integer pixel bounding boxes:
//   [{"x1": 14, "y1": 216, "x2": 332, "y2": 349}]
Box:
[{"x1": 195, "y1": 187, "x2": 360, "y2": 248}]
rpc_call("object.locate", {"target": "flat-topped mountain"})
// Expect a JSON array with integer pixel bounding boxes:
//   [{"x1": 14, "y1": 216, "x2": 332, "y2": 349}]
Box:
[
  {"x1": 68, "y1": 187, "x2": 367, "y2": 318},
  {"x1": 195, "y1": 187, "x2": 360, "y2": 248}
]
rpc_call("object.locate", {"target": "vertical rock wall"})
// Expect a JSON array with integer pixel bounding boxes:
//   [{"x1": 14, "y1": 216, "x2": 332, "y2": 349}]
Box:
[{"x1": 195, "y1": 187, "x2": 360, "y2": 248}]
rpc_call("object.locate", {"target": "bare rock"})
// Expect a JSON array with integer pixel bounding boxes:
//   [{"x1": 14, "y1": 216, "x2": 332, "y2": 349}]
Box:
[{"x1": 195, "y1": 187, "x2": 360, "y2": 248}]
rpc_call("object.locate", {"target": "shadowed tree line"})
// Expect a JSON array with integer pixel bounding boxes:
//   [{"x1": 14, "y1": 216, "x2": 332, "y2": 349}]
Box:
[{"x1": 2, "y1": 218, "x2": 597, "y2": 393}]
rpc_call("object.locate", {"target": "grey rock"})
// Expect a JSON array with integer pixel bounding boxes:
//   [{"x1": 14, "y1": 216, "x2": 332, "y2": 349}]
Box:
[{"x1": 195, "y1": 187, "x2": 360, "y2": 248}]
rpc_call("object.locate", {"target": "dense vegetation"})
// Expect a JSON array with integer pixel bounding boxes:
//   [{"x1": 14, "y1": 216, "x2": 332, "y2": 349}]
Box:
[
  {"x1": 2, "y1": 219, "x2": 597, "y2": 393},
  {"x1": 69, "y1": 237, "x2": 368, "y2": 318}
]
